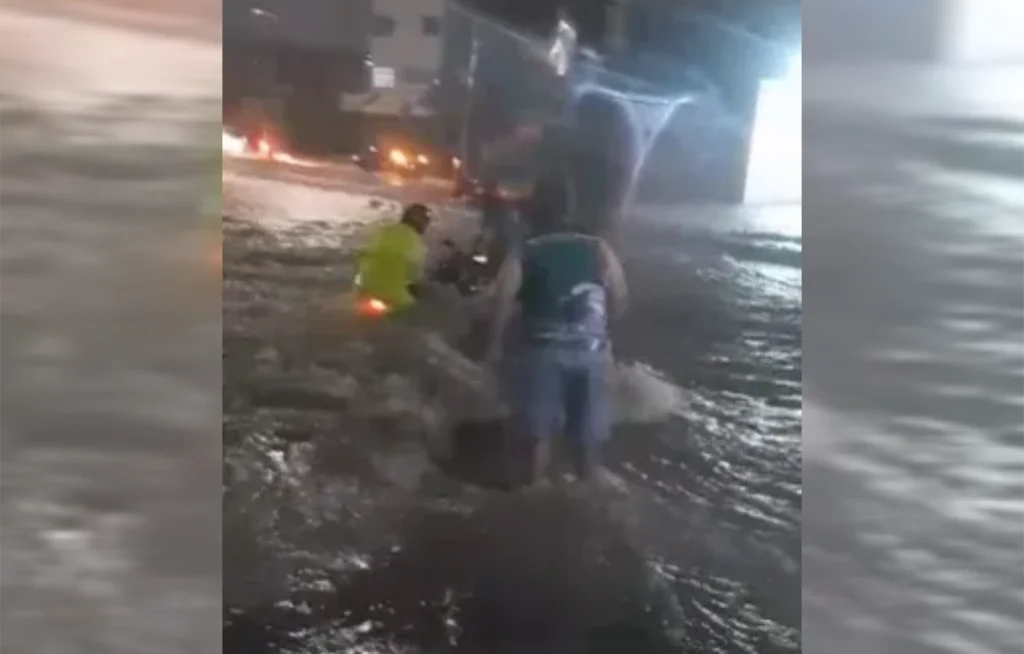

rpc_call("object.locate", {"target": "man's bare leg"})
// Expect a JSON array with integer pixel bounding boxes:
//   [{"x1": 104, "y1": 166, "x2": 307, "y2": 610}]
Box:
[{"x1": 569, "y1": 440, "x2": 599, "y2": 482}]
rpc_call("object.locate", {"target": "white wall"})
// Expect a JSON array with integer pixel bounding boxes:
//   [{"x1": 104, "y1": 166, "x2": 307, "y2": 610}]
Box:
[
  {"x1": 356, "y1": 0, "x2": 445, "y2": 115},
  {"x1": 370, "y1": 0, "x2": 443, "y2": 66},
  {"x1": 943, "y1": 0, "x2": 1024, "y2": 62},
  {"x1": 745, "y1": 75, "x2": 802, "y2": 204}
]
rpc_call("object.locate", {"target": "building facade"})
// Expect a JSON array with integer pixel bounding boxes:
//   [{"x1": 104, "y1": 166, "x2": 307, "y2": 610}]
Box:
[
  {"x1": 349, "y1": 0, "x2": 446, "y2": 116},
  {"x1": 223, "y1": 0, "x2": 371, "y2": 53}
]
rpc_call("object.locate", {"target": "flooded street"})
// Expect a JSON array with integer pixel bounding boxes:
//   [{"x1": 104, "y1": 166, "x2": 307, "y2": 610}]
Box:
[
  {"x1": 0, "y1": 9, "x2": 222, "y2": 652},
  {"x1": 1, "y1": 5, "x2": 1020, "y2": 652},
  {"x1": 801, "y1": 85, "x2": 1024, "y2": 654},
  {"x1": 221, "y1": 159, "x2": 802, "y2": 653}
]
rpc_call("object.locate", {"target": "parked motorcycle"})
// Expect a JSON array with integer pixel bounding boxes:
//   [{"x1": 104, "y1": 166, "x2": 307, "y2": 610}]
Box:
[{"x1": 431, "y1": 238, "x2": 493, "y2": 297}]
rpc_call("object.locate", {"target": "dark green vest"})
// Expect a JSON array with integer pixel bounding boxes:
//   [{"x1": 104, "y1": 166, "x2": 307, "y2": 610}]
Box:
[{"x1": 519, "y1": 232, "x2": 609, "y2": 350}]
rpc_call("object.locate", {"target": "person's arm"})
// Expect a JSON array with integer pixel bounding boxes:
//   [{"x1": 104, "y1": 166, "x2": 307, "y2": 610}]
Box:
[
  {"x1": 485, "y1": 252, "x2": 523, "y2": 361},
  {"x1": 597, "y1": 238, "x2": 629, "y2": 317},
  {"x1": 358, "y1": 226, "x2": 385, "y2": 266},
  {"x1": 404, "y1": 239, "x2": 428, "y2": 297},
  {"x1": 407, "y1": 240, "x2": 427, "y2": 283}
]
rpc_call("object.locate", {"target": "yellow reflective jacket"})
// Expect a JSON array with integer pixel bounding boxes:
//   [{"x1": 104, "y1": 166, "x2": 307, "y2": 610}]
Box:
[{"x1": 355, "y1": 221, "x2": 426, "y2": 309}]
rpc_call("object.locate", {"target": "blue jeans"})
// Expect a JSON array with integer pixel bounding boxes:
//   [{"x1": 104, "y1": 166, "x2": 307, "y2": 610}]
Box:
[{"x1": 509, "y1": 345, "x2": 612, "y2": 448}]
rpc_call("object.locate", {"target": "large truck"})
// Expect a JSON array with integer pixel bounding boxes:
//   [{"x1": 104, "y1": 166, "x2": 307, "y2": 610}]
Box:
[{"x1": 438, "y1": 0, "x2": 796, "y2": 212}]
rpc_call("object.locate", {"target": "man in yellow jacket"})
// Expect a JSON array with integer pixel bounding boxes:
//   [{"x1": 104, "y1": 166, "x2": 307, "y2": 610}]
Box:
[{"x1": 354, "y1": 203, "x2": 432, "y2": 312}]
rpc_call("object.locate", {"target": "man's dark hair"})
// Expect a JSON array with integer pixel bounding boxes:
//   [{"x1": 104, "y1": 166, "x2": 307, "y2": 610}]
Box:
[
  {"x1": 401, "y1": 203, "x2": 432, "y2": 234},
  {"x1": 526, "y1": 176, "x2": 570, "y2": 235}
]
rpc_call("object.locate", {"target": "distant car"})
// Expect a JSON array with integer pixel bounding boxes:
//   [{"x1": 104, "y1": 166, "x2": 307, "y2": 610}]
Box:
[
  {"x1": 222, "y1": 127, "x2": 281, "y2": 160},
  {"x1": 352, "y1": 144, "x2": 430, "y2": 179}
]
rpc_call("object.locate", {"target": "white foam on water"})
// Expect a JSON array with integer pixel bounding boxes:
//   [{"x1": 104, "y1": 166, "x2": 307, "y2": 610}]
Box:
[{"x1": 612, "y1": 361, "x2": 691, "y2": 425}]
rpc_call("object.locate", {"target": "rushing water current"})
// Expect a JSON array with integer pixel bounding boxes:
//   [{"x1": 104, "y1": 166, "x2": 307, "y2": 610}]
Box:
[
  {"x1": 800, "y1": 109, "x2": 1024, "y2": 654},
  {"x1": 1, "y1": 59, "x2": 1020, "y2": 654},
  {"x1": 219, "y1": 161, "x2": 802, "y2": 654},
  {"x1": 0, "y1": 95, "x2": 222, "y2": 653}
]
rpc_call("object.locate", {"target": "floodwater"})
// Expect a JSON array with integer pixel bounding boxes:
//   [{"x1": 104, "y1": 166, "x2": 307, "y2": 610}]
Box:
[
  {"x1": 800, "y1": 96, "x2": 1024, "y2": 654},
  {"x1": 221, "y1": 159, "x2": 802, "y2": 654},
  {"x1": 0, "y1": 10, "x2": 222, "y2": 653},
  {"x1": 221, "y1": 84, "x2": 1023, "y2": 654}
]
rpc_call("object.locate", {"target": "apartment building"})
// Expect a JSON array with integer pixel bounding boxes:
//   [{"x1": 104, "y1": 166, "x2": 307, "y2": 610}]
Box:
[{"x1": 352, "y1": 0, "x2": 446, "y2": 116}]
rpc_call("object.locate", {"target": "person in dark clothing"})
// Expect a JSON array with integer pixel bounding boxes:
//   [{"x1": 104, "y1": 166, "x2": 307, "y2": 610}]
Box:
[{"x1": 476, "y1": 179, "x2": 527, "y2": 273}]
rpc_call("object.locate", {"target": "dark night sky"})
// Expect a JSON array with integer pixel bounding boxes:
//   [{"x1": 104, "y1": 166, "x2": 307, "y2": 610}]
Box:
[
  {"x1": 224, "y1": 0, "x2": 798, "y2": 51},
  {"x1": 223, "y1": 0, "x2": 371, "y2": 50}
]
